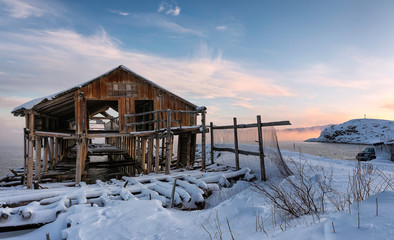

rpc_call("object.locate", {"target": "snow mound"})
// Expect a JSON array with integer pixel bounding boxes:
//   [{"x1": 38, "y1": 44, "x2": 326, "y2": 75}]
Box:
[{"x1": 306, "y1": 119, "x2": 394, "y2": 144}]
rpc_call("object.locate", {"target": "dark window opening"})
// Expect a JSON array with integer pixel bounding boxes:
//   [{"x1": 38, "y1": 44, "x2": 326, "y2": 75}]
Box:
[
  {"x1": 87, "y1": 100, "x2": 119, "y2": 132},
  {"x1": 135, "y1": 100, "x2": 154, "y2": 131}
]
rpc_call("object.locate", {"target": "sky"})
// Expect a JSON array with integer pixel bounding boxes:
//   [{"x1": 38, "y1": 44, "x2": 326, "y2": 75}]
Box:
[{"x1": 1, "y1": 0, "x2": 394, "y2": 146}]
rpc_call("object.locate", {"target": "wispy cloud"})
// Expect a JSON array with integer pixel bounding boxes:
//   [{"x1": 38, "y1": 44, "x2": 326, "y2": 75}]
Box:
[
  {"x1": 158, "y1": 1, "x2": 181, "y2": 16},
  {"x1": 216, "y1": 25, "x2": 227, "y2": 31},
  {"x1": 109, "y1": 9, "x2": 129, "y2": 16},
  {"x1": 0, "y1": 0, "x2": 45, "y2": 18},
  {"x1": 132, "y1": 13, "x2": 202, "y2": 36}
]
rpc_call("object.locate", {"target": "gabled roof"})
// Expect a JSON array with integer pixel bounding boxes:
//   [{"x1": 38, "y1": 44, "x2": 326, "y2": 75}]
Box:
[{"x1": 12, "y1": 65, "x2": 197, "y2": 117}]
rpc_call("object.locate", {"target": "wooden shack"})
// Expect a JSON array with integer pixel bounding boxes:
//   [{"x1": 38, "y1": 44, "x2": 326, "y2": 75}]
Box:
[{"x1": 12, "y1": 65, "x2": 207, "y2": 188}]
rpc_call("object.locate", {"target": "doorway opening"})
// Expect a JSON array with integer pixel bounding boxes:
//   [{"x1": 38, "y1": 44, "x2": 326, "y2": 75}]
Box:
[{"x1": 135, "y1": 100, "x2": 154, "y2": 131}]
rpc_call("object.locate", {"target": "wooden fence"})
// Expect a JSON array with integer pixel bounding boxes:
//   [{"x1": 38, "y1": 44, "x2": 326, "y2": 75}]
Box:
[{"x1": 210, "y1": 115, "x2": 290, "y2": 181}]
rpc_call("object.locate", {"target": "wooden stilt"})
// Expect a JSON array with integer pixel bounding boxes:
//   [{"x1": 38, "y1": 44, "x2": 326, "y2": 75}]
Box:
[
  {"x1": 27, "y1": 111, "x2": 34, "y2": 189},
  {"x1": 49, "y1": 137, "x2": 54, "y2": 169},
  {"x1": 155, "y1": 135, "x2": 160, "y2": 173},
  {"x1": 210, "y1": 122, "x2": 214, "y2": 164},
  {"x1": 186, "y1": 133, "x2": 191, "y2": 170},
  {"x1": 141, "y1": 138, "x2": 147, "y2": 173},
  {"x1": 35, "y1": 137, "x2": 42, "y2": 182},
  {"x1": 147, "y1": 138, "x2": 153, "y2": 173},
  {"x1": 233, "y1": 117, "x2": 240, "y2": 170},
  {"x1": 43, "y1": 138, "x2": 49, "y2": 172},
  {"x1": 75, "y1": 138, "x2": 82, "y2": 184},
  {"x1": 54, "y1": 137, "x2": 59, "y2": 166},
  {"x1": 165, "y1": 109, "x2": 171, "y2": 174},
  {"x1": 201, "y1": 108, "x2": 207, "y2": 170}
]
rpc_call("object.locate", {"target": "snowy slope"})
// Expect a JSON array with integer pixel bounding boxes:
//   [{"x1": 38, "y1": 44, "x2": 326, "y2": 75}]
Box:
[{"x1": 306, "y1": 119, "x2": 394, "y2": 144}]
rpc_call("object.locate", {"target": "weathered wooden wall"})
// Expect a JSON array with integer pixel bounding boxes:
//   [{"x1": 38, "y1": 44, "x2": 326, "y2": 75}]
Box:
[{"x1": 74, "y1": 68, "x2": 197, "y2": 133}]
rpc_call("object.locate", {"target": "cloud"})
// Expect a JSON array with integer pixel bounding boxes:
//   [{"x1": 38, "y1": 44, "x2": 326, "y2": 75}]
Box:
[
  {"x1": 109, "y1": 9, "x2": 129, "y2": 16},
  {"x1": 131, "y1": 13, "x2": 202, "y2": 36},
  {"x1": 0, "y1": 28, "x2": 293, "y2": 104},
  {"x1": 216, "y1": 25, "x2": 227, "y2": 31},
  {"x1": 158, "y1": 2, "x2": 180, "y2": 16},
  {"x1": 0, "y1": 0, "x2": 45, "y2": 18}
]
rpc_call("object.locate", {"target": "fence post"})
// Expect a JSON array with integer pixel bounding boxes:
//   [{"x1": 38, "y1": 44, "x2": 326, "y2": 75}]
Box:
[
  {"x1": 165, "y1": 109, "x2": 171, "y2": 174},
  {"x1": 201, "y1": 108, "x2": 207, "y2": 170},
  {"x1": 233, "y1": 117, "x2": 240, "y2": 170},
  {"x1": 210, "y1": 122, "x2": 214, "y2": 164},
  {"x1": 257, "y1": 115, "x2": 266, "y2": 181}
]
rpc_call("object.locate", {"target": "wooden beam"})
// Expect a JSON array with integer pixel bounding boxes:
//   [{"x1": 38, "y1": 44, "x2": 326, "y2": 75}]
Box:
[
  {"x1": 27, "y1": 110, "x2": 34, "y2": 189},
  {"x1": 210, "y1": 122, "x2": 214, "y2": 164},
  {"x1": 201, "y1": 108, "x2": 207, "y2": 170},
  {"x1": 211, "y1": 121, "x2": 291, "y2": 130},
  {"x1": 233, "y1": 117, "x2": 240, "y2": 170}
]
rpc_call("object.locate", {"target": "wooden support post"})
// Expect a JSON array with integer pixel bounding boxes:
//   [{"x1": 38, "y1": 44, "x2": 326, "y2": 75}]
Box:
[
  {"x1": 155, "y1": 135, "x2": 160, "y2": 173},
  {"x1": 176, "y1": 135, "x2": 182, "y2": 168},
  {"x1": 49, "y1": 137, "x2": 54, "y2": 169},
  {"x1": 147, "y1": 138, "x2": 154, "y2": 173},
  {"x1": 233, "y1": 117, "x2": 240, "y2": 170},
  {"x1": 43, "y1": 138, "x2": 49, "y2": 172},
  {"x1": 75, "y1": 138, "x2": 82, "y2": 184},
  {"x1": 186, "y1": 133, "x2": 191, "y2": 170},
  {"x1": 210, "y1": 122, "x2": 214, "y2": 164},
  {"x1": 165, "y1": 109, "x2": 171, "y2": 174},
  {"x1": 54, "y1": 137, "x2": 59, "y2": 166},
  {"x1": 23, "y1": 127, "x2": 27, "y2": 183},
  {"x1": 27, "y1": 111, "x2": 35, "y2": 189},
  {"x1": 35, "y1": 137, "x2": 42, "y2": 182},
  {"x1": 141, "y1": 138, "x2": 147, "y2": 173},
  {"x1": 257, "y1": 115, "x2": 266, "y2": 181},
  {"x1": 201, "y1": 108, "x2": 207, "y2": 170}
]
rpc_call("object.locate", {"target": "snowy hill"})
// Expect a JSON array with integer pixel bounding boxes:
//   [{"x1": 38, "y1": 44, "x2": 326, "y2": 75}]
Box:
[{"x1": 306, "y1": 119, "x2": 394, "y2": 144}]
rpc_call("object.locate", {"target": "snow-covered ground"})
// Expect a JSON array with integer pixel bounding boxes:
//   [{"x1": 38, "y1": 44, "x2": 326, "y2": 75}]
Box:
[
  {"x1": 306, "y1": 119, "x2": 394, "y2": 144},
  {"x1": 1, "y1": 149, "x2": 393, "y2": 240}
]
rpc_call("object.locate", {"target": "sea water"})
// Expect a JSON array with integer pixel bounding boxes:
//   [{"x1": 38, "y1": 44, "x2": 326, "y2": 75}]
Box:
[{"x1": 0, "y1": 145, "x2": 24, "y2": 178}]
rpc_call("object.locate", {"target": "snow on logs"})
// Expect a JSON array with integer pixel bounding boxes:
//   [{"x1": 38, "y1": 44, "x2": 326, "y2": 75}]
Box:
[{"x1": 0, "y1": 167, "x2": 255, "y2": 228}]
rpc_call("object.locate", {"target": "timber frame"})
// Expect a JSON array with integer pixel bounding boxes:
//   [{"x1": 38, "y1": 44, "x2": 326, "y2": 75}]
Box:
[{"x1": 12, "y1": 66, "x2": 207, "y2": 188}]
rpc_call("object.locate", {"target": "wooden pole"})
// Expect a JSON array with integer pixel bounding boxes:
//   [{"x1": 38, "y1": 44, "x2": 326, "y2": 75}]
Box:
[
  {"x1": 49, "y1": 137, "x2": 54, "y2": 169},
  {"x1": 75, "y1": 138, "x2": 82, "y2": 184},
  {"x1": 210, "y1": 122, "x2": 214, "y2": 164},
  {"x1": 233, "y1": 117, "x2": 240, "y2": 170},
  {"x1": 165, "y1": 109, "x2": 171, "y2": 174},
  {"x1": 170, "y1": 179, "x2": 177, "y2": 208},
  {"x1": 43, "y1": 137, "x2": 49, "y2": 172},
  {"x1": 201, "y1": 107, "x2": 206, "y2": 170},
  {"x1": 27, "y1": 111, "x2": 34, "y2": 188},
  {"x1": 54, "y1": 137, "x2": 59, "y2": 166},
  {"x1": 186, "y1": 133, "x2": 191, "y2": 170},
  {"x1": 35, "y1": 137, "x2": 42, "y2": 182},
  {"x1": 155, "y1": 135, "x2": 160, "y2": 173},
  {"x1": 147, "y1": 138, "x2": 153, "y2": 173},
  {"x1": 257, "y1": 115, "x2": 266, "y2": 181},
  {"x1": 141, "y1": 138, "x2": 147, "y2": 173}
]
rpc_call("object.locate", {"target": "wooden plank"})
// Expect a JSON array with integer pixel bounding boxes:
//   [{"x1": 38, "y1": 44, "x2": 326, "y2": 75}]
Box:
[
  {"x1": 75, "y1": 139, "x2": 82, "y2": 184},
  {"x1": 35, "y1": 137, "x2": 42, "y2": 182},
  {"x1": 186, "y1": 133, "x2": 191, "y2": 170},
  {"x1": 211, "y1": 121, "x2": 291, "y2": 130},
  {"x1": 257, "y1": 115, "x2": 266, "y2": 181},
  {"x1": 213, "y1": 147, "x2": 260, "y2": 156},
  {"x1": 49, "y1": 137, "x2": 54, "y2": 169},
  {"x1": 233, "y1": 118, "x2": 240, "y2": 170}
]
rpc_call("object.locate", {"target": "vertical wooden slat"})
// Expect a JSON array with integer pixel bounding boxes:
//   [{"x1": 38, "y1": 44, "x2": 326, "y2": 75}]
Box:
[
  {"x1": 75, "y1": 138, "x2": 82, "y2": 184},
  {"x1": 55, "y1": 137, "x2": 59, "y2": 167},
  {"x1": 50, "y1": 137, "x2": 54, "y2": 169},
  {"x1": 257, "y1": 115, "x2": 266, "y2": 181},
  {"x1": 186, "y1": 133, "x2": 191, "y2": 170}
]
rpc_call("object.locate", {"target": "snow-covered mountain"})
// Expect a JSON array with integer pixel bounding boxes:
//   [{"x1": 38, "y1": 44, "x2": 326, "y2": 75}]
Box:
[{"x1": 306, "y1": 119, "x2": 394, "y2": 144}]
